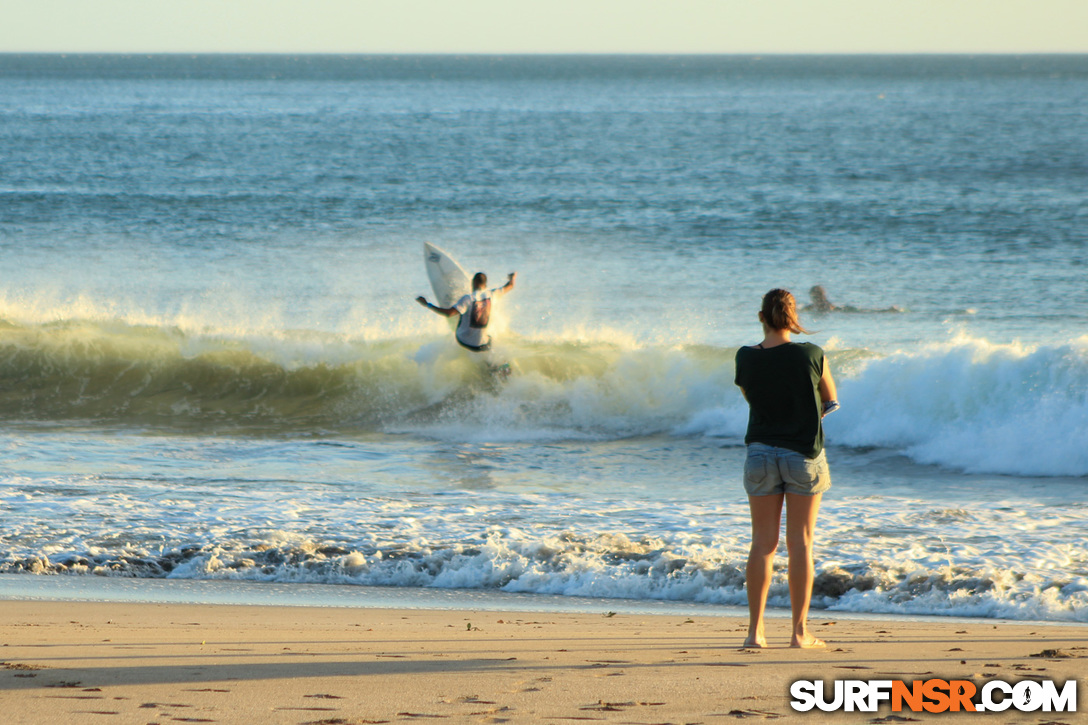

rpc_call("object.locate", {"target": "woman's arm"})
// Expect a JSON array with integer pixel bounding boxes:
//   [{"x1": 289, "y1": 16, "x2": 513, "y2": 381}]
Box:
[
  {"x1": 818, "y1": 361, "x2": 836, "y2": 402},
  {"x1": 818, "y1": 358, "x2": 839, "y2": 416}
]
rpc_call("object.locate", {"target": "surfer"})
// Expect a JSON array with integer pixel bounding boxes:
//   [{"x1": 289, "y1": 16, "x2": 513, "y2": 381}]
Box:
[
  {"x1": 416, "y1": 271, "x2": 516, "y2": 353},
  {"x1": 734, "y1": 288, "x2": 838, "y2": 649}
]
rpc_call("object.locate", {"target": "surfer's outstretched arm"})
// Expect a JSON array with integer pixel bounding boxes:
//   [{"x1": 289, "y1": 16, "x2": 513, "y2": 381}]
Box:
[
  {"x1": 415, "y1": 296, "x2": 458, "y2": 317},
  {"x1": 495, "y1": 272, "x2": 516, "y2": 296}
]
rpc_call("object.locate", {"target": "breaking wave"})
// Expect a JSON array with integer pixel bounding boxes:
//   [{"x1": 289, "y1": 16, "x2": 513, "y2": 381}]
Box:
[
  {"x1": 2, "y1": 317, "x2": 1086, "y2": 476},
  {"x1": 0, "y1": 315, "x2": 732, "y2": 437},
  {"x1": 689, "y1": 334, "x2": 1088, "y2": 478}
]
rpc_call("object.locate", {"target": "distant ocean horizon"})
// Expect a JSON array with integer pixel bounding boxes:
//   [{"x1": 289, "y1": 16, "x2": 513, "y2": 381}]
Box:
[
  {"x1": 1, "y1": 53, "x2": 1086, "y2": 621},
  {"x1": 3, "y1": 52, "x2": 1087, "y2": 77}
]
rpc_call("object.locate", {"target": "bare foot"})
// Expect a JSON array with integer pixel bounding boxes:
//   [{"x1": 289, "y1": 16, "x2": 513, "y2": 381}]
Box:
[
  {"x1": 790, "y1": 634, "x2": 826, "y2": 649},
  {"x1": 742, "y1": 635, "x2": 767, "y2": 649}
]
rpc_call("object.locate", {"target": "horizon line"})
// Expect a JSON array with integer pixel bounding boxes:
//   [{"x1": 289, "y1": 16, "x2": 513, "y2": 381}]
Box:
[{"x1": 3, "y1": 51, "x2": 1088, "y2": 57}]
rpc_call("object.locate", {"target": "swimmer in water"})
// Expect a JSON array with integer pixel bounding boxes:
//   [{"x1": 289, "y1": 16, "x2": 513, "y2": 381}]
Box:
[
  {"x1": 807, "y1": 285, "x2": 839, "y2": 313},
  {"x1": 805, "y1": 285, "x2": 902, "y2": 314}
]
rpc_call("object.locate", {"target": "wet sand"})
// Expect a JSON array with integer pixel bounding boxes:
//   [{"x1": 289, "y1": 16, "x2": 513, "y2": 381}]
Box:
[{"x1": 1, "y1": 600, "x2": 1086, "y2": 724}]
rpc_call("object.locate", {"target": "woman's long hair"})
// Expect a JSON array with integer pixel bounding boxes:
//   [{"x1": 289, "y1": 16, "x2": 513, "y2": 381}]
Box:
[{"x1": 761, "y1": 288, "x2": 810, "y2": 334}]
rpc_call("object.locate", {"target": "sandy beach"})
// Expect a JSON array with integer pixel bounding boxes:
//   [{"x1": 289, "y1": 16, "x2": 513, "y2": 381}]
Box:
[{"x1": 2, "y1": 600, "x2": 1085, "y2": 724}]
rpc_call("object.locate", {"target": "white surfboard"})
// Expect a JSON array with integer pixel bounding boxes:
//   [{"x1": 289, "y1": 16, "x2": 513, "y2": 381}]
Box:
[{"x1": 424, "y1": 242, "x2": 470, "y2": 309}]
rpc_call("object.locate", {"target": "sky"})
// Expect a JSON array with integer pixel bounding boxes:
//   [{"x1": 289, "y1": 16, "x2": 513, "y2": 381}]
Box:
[{"x1": 1, "y1": 0, "x2": 1086, "y2": 55}]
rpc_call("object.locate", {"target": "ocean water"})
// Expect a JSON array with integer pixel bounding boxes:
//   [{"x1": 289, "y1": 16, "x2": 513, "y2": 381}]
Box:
[{"x1": 1, "y1": 54, "x2": 1087, "y2": 621}]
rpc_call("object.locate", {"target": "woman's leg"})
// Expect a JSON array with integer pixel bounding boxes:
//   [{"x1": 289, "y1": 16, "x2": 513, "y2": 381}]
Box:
[
  {"x1": 784, "y1": 492, "x2": 824, "y2": 648},
  {"x1": 744, "y1": 493, "x2": 784, "y2": 647}
]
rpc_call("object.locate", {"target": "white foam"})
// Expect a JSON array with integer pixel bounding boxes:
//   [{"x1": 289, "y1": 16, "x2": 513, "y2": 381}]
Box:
[
  {"x1": 828, "y1": 335, "x2": 1088, "y2": 476},
  {"x1": 4, "y1": 460, "x2": 1088, "y2": 622}
]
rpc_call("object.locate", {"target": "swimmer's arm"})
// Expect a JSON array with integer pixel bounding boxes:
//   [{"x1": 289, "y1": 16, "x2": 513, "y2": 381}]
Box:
[{"x1": 415, "y1": 297, "x2": 459, "y2": 317}]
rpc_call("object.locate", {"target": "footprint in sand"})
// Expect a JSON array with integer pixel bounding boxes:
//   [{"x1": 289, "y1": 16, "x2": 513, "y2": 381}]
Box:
[
  {"x1": 578, "y1": 701, "x2": 665, "y2": 713},
  {"x1": 720, "y1": 708, "x2": 783, "y2": 719},
  {"x1": 514, "y1": 675, "x2": 552, "y2": 693},
  {"x1": 1030, "y1": 648, "x2": 1080, "y2": 659},
  {"x1": 580, "y1": 701, "x2": 633, "y2": 712}
]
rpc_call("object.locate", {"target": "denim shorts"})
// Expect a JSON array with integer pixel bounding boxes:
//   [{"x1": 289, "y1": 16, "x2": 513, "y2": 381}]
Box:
[{"x1": 743, "y1": 443, "x2": 831, "y2": 496}]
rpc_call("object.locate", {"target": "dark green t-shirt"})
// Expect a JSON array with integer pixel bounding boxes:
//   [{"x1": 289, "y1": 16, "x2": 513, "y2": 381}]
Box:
[{"x1": 734, "y1": 342, "x2": 825, "y2": 459}]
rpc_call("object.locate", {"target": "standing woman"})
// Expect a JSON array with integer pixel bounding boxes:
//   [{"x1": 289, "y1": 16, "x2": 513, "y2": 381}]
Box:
[{"x1": 734, "y1": 288, "x2": 838, "y2": 648}]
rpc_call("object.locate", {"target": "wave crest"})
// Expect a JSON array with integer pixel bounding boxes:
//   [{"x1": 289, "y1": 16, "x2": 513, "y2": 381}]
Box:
[{"x1": 0, "y1": 317, "x2": 732, "y2": 436}]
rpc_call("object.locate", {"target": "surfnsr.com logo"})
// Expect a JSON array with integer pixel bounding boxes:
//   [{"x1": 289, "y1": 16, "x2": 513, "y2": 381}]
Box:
[{"x1": 790, "y1": 678, "x2": 1077, "y2": 713}]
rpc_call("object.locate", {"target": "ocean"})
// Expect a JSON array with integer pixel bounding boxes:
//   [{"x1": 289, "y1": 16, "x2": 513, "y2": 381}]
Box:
[{"x1": 1, "y1": 54, "x2": 1086, "y2": 621}]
